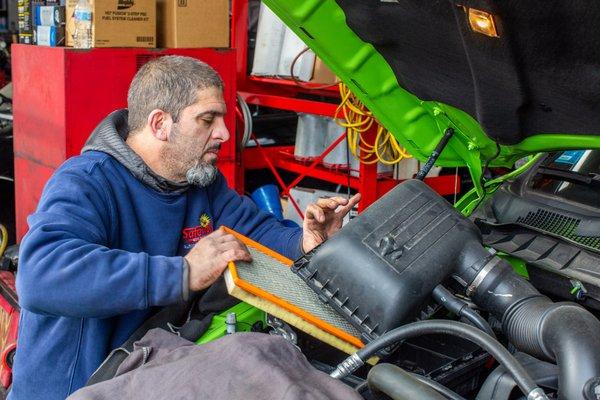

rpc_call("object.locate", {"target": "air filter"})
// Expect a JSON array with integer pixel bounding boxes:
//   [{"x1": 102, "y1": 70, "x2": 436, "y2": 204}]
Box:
[
  {"x1": 322, "y1": 118, "x2": 349, "y2": 169},
  {"x1": 251, "y1": 3, "x2": 286, "y2": 77},
  {"x1": 292, "y1": 179, "x2": 488, "y2": 342},
  {"x1": 221, "y1": 227, "x2": 363, "y2": 354},
  {"x1": 277, "y1": 28, "x2": 315, "y2": 81},
  {"x1": 294, "y1": 113, "x2": 326, "y2": 162}
]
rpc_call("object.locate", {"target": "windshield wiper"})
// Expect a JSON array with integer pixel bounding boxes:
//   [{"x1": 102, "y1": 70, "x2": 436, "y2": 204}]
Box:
[{"x1": 537, "y1": 166, "x2": 600, "y2": 188}]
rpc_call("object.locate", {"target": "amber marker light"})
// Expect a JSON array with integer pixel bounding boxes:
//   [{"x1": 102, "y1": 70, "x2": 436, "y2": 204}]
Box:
[{"x1": 468, "y1": 8, "x2": 499, "y2": 37}]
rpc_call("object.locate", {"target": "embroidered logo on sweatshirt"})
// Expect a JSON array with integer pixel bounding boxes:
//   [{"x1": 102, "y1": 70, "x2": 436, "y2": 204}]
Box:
[
  {"x1": 199, "y1": 213, "x2": 211, "y2": 228},
  {"x1": 182, "y1": 213, "x2": 214, "y2": 250}
]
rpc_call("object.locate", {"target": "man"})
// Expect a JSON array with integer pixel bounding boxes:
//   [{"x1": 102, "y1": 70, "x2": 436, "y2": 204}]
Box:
[{"x1": 10, "y1": 56, "x2": 360, "y2": 399}]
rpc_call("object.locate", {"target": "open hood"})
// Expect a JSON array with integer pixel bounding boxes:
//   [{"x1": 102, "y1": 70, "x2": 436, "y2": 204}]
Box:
[{"x1": 262, "y1": 0, "x2": 600, "y2": 184}]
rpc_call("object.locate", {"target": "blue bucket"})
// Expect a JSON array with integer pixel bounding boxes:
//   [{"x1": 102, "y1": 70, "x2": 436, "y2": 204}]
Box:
[{"x1": 251, "y1": 184, "x2": 284, "y2": 220}]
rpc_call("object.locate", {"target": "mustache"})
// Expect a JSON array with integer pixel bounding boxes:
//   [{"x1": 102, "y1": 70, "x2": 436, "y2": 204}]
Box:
[{"x1": 205, "y1": 144, "x2": 221, "y2": 152}]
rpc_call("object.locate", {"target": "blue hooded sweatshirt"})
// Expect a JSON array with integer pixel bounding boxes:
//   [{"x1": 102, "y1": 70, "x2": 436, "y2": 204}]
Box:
[{"x1": 10, "y1": 110, "x2": 302, "y2": 399}]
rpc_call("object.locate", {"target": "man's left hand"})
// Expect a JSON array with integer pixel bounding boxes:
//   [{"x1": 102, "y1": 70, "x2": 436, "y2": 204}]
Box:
[{"x1": 302, "y1": 193, "x2": 361, "y2": 253}]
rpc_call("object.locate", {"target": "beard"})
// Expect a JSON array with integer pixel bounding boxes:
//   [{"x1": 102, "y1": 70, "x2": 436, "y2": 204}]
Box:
[
  {"x1": 161, "y1": 124, "x2": 220, "y2": 187},
  {"x1": 185, "y1": 160, "x2": 218, "y2": 187}
]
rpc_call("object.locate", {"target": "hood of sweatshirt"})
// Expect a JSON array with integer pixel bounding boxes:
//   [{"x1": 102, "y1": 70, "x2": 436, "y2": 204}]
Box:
[{"x1": 82, "y1": 109, "x2": 189, "y2": 194}]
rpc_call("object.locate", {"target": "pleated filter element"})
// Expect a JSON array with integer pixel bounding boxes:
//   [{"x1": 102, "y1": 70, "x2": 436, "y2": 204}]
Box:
[
  {"x1": 294, "y1": 113, "x2": 326, "y2": 161},
  {"x1": 295, "y1": 114, "x2": 350, "y2": 168},
  {"x1": 277, "y1": 28, "x2": 316, "y2": 81},
  {"x1": 252, "y1": 2, "x2": 315, "y2": 81},
  {"x1": 221, "y1": 227, "x2": 364, "y2": 354},
  {"x1": 251, "y1": 3, "x2": 285, "y2": 76},
  {"x1": 323, "y1": 118, "x2": 349, "y2": 169}
]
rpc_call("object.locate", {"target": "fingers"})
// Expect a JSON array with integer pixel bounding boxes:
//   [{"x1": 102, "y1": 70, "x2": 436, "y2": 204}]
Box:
[
  {"x1": 204, "y1": 229, "x2": 238, "y2": 243},
  {"x1": 221, "y1": 247, "x2": 252, "y2": 263},
  {"x1": 219, "y1": 233, "x2": 239, "y2": 243},
  {"x1": 186, "y1": 229, "x2": 252, "y2": 292},
  {"x1": 313, "y1": 194, "x2": 361, "y2": 214},
  {"x1": 307, "y1": 194, "x2": 361, "y2": 224},
  {"x1": 217, "y1": 239, "x2": 249, "y2": 253},
  {"x1": 338, "y1": 193, "x2": 361, "y2": 214},
  {"x1": 216, "y1": 236, "x2": 252, "y2": 262},
  {"x1": 316, "y1": 197, "x2": 346, "y2": 211},
  {"x1": 305, "y1": 203, "x2": 326, "y2": 223},
  {"x1": 206, "y1": 228, "x2": 227, "y2": 239}
]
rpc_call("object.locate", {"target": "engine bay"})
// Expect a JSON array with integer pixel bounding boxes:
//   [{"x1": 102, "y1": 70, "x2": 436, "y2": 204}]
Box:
[{"x1": 282, "y1": 160, "x2": 600, "y2": 400}]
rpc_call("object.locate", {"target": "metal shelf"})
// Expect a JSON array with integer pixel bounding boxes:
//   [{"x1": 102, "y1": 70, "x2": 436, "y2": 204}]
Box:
[
  {"x1": 232, "y1": 0, "x2": 460, "y2": 211},
  {"x1": 239, "y1": 91, "x2": 338, "y2": 117}
]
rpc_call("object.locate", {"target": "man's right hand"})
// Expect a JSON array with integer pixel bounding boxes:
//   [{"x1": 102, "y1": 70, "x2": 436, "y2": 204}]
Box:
[{"x1": 185, "y1": 228, "x2": 252, "y2": 292}]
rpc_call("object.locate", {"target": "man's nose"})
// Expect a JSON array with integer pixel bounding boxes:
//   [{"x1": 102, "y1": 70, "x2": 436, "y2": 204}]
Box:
[{"x1": 211, "y1": 118, "x2": 230, "y2": 142}]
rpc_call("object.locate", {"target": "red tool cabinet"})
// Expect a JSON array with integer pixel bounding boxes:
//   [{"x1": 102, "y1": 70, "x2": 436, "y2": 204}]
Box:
[{"x1": 12, "y1": 45, "x2": 237, "y2": 240}]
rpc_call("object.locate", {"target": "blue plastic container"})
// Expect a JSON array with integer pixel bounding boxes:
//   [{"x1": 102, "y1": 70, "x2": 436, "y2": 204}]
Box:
[{"x1": 251, "y1": 184, "x2": 284, "y2": 220}]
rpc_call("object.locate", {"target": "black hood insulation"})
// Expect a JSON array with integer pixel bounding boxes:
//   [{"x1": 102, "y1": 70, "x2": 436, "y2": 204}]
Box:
[{"x1": 336, "y1": 0, "x2": 600, "y2": 145}]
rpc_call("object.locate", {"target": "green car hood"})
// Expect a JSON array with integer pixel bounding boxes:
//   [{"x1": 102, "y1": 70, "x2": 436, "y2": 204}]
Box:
[{"x1": 262, "y1": 0, "x2": 600, "y2": 185}]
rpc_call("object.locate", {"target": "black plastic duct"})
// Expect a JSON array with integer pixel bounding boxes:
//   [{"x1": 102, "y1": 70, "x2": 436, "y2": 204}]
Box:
[{"x1": 293, "y1": 179, "x2": 485, "y2": 341}]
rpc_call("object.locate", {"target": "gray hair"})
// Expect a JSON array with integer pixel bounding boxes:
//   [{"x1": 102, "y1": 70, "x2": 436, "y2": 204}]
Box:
[
  {"x1": 186, "y1": 161, "x2": 218, "y2": 187},
  {"x1": 127, "y1": 55, "x2": 224, "y2": 132}
]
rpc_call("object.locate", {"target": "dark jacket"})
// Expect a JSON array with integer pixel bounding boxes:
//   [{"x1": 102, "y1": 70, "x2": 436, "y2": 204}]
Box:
[{"x1": 10, "y1": 110, "x2": 302, "y2": 399}]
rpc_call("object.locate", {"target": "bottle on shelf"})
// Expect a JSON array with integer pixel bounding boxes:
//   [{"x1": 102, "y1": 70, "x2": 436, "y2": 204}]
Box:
[{"x1": 73, "y1": 0, "x2": 93, "y2": 49}]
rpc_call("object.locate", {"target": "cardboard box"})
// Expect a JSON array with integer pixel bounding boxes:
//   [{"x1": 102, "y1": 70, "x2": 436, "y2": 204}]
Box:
[
  {"x1": 66, "y1": 0, "x2": 156, "y2": 48},
  {"x1": 157, "y1": 0, "x2": 228, "y2": 48},
  {"x1": 311, "y1": 57, "x2": 338, "y2": 85}
]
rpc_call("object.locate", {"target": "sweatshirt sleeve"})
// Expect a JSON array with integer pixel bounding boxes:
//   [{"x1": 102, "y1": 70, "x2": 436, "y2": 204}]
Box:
[
  {"x1": 16, "y1": 164, "x2": 184, "y2": 319},
  {"x1": 208, "y1": 173, "x2": 303, "y2": 260}
]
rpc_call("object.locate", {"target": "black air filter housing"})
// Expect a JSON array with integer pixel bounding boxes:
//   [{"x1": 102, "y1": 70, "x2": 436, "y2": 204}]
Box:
[{"x1": 293, "y1": 180, "x2": 488, "y2": 342}]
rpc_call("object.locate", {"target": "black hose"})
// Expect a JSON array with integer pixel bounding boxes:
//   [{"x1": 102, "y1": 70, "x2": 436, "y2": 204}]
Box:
[
  {"x1": 408, "y1": 372, "x2": 466, "y2": 400},
  {"x1": 353, "y1": 380, "x2": 369, "y2": 394},
  {"x1": 352, "y1": 320, "x2": 543, "y2": 399},
  {"x1": 357, "y1": 371, "x2": 466, "y2": 400},
  {"x1": 432, "y1": 285, "x2": 495, "y2": 338},
  {"x1": 367, "y1": 363, "x2": 447, "y2": 400}
]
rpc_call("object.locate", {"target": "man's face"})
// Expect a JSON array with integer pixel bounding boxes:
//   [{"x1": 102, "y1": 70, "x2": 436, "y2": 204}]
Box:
[{"x1": 160, "y1": 86, "x2": 229, "y2": 186}]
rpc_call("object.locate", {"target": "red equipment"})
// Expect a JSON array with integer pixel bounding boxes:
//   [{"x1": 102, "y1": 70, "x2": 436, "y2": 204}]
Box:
[{"x1": 12, "y1": 46, "x2": 238, "y2": 241}]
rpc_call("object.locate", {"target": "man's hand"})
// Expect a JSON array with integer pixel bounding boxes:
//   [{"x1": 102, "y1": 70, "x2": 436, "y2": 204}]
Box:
[
  {"x1": 302, "y1": 193, "x2": 361, "y2": 253},
  {"x1": 185, "y1": 228, "x2": 252, "y2": 292}
]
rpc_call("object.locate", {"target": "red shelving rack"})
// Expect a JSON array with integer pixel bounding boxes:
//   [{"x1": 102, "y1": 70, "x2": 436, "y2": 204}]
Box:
[
  {"x1": 230, "y1": 0, "x2": 459, "y2": 212},
  {"x1": 12, "y1": 46, "x2": 237, "y2": 240}
]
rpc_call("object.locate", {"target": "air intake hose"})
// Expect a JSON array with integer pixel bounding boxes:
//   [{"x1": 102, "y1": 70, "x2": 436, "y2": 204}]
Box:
[
  {"x1": 463, "y1": 257, "x2": 600, "y2": 400},
  {"x1": 367, "y1": 363, "x2": 447, "y2": 400}
]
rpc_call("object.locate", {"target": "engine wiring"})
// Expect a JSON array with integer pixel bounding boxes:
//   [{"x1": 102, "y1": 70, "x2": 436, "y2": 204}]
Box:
[
  {"x1": 289, "y1": 47, "x2": 340, "y2": 90},
  {"x1": 261, "y1": 46, "x2": 416, "y2": 196},
  {"x1": 334, "y1": 82, "x2": 412, "y2": 166},
  {"x1": 283, "y1": 47, "x2": 413, "y2": 166}
]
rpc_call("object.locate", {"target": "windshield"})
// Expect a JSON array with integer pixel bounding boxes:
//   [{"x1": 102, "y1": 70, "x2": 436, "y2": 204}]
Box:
[{"x1": 529, "y1": 150, "x2": 600, "y2": 208}]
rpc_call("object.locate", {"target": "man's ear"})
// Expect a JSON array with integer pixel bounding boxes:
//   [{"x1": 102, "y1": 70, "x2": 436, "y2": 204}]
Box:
[{"x1": 147, "y1": 109, "x2": 172, "y2": 142}]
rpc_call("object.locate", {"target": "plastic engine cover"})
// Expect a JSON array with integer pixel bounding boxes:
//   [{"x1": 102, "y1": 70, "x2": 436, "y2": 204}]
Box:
[{"x1": 293, "y1": 179, "x2": 482, "y2": 342}]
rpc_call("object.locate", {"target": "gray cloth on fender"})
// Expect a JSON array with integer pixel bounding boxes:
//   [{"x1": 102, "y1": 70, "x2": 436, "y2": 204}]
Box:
[{"x1": 68, "y1": 328, "x2": 362, "y2": 400}]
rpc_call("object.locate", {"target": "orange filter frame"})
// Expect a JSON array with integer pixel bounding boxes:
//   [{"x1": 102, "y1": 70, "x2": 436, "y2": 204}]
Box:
[{"x1": 221, "y1": 226, "x2": 364, "y2": 349}]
